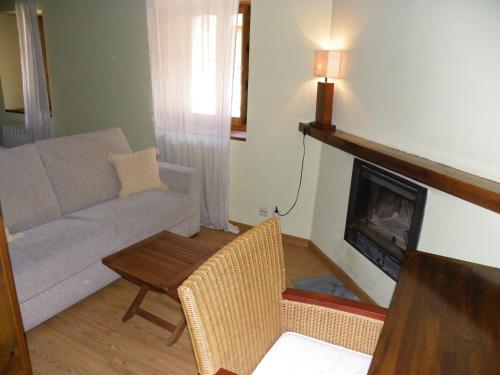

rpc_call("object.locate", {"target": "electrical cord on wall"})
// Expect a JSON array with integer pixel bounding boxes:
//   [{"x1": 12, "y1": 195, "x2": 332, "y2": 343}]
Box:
[{"x1": 274, "y1": 125, "x2": 310, "y2": 217}]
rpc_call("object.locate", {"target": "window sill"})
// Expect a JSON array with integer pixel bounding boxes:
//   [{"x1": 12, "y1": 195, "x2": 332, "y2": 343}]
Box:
[{"x1": 231, "y1": 129, "x2": 247, "y2": 142}]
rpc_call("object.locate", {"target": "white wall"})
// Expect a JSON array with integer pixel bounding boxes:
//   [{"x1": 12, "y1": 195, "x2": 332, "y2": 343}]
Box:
[
  {"x1": 311, "y1": 0, "x2": 500, "y2": 306},
  {"x1": 332, "y1": 0, "x2": 500, "y2": 182},
  {"x1": 229, "y1": 0, "x2": 333, "y2": 238}
]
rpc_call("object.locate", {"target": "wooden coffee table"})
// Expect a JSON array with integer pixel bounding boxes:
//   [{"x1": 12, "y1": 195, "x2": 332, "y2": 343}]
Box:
[{"x1": 102, "y1": 231, "x2": 219, "y2": 346}]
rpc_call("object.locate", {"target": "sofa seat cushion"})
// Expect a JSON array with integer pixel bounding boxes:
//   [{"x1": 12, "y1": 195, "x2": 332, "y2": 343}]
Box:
[
  {"x1": 66, "y1": 189, "x2": 196, "y2": 249},
  {"x1": 252, "y1": 332, "x2": 372, "y2": 375},
  {"x1": 35, "y1": 128, "x2": 132, "y2": 215},
  {"x1": 0, "y1": 144, "x2": 61, "y2": 232},
  {"x1": 8, "y1": 217, "x2": 118, "y2": 304}
]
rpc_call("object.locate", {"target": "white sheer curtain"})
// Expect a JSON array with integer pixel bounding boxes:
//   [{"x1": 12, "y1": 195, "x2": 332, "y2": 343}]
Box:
[
  {"x1": 15, "y1": 0, "x2": 52, "y2": 141},
  {"x1": 147, "y1": 0, "x2": 239, "y2": 232}
]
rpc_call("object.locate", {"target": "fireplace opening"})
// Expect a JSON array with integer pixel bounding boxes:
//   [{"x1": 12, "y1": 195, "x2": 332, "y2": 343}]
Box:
[{"x1": 345, "y1": 159, "x2": 427, "y2": 280}]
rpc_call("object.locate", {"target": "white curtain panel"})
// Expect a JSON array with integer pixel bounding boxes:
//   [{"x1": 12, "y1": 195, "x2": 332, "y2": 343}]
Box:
[
  {"x1": 15, "y1": 0, "x2": 53, "y2": 141},
  {"x1": 147, "y1": 0, "x2": 239, "y2": 232}
]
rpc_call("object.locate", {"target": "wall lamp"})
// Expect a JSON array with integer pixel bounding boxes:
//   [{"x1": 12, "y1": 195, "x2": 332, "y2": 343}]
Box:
[{"x1": 311, "y1": 50, "x2": 342, "y2": 131}]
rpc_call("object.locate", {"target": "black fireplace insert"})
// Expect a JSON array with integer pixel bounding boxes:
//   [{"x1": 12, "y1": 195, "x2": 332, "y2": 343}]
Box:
[{"x1": 344, "y1": 159, "x2": 427, "y2": 280}]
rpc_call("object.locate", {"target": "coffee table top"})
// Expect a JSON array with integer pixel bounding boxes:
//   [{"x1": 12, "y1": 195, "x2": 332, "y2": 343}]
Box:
[{"x1": 102, "y1": 231, "x2": 219, "y2": 297}]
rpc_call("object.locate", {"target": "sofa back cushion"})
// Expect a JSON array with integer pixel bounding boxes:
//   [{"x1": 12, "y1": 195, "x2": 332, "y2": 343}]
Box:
[
  {"x1": 0, "y1": 144, "x2": 62, "y2": 232},
  {"x1": 35, "y1": 128, "x2": 132, "y2": 214}
]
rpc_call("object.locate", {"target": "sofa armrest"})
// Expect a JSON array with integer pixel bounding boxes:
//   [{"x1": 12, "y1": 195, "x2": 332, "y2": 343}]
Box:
[
  {"x1": 158, "y1": 162, "x2": 201, "y2": 235},
  {"x1": 280, "y1": 288, "x2": 387, "y2": 355},
  {"x1": 158, "y1": 161, "x2": 200, "y2": 196}
]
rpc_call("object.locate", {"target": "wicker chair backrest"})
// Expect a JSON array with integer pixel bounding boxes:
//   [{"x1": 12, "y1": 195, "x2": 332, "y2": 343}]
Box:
[{"x1": 179, "y1": 218, "x2": 286, "y2": 375}]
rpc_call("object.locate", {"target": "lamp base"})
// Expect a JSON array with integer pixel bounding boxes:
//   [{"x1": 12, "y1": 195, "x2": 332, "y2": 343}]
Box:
[{"x1": 315, "y1": 81, "x2": 335, "y2": 129}]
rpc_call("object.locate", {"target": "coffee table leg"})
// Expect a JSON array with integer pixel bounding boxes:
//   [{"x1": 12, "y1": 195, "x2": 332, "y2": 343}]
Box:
[
  {"x1": 121, "y1": 284, "x2": 187, "y2": 346},
  {"x1": 123, "y1": 284, "x2": 149, "y2": 322},
  {"x1": 166, "y1": 314, "x2": 187, "y2": 346}
]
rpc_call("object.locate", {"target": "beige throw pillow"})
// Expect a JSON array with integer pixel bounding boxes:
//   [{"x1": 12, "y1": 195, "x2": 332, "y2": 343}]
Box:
[{"x1": 109, "y1": 147, "x2": 169, "y2": 198}]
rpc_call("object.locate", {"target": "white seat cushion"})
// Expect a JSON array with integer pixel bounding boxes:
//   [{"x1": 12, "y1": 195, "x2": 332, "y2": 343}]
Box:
[{"x1": 252, "y1": 332, "x2": 372, "y2": 375}]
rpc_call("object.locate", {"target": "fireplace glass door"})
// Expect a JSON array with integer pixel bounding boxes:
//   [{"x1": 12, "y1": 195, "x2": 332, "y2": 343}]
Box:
[{"x1": 345, "y1": 159, "x2": 427, "y2": 280}]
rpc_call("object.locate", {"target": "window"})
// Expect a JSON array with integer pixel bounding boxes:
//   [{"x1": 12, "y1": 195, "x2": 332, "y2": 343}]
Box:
[
  {"x1": 231, "y1": 1, "x2": 250, "y2": 133},
  {"x1": 191, "y1": 15, "x2": 218, "y2": 116},
  {"x1": 190, "y1": 2, "x2": 250, "y2": 137},
  {"x1": 0, "y1": 12, "x2": 51, "y2": 114}
]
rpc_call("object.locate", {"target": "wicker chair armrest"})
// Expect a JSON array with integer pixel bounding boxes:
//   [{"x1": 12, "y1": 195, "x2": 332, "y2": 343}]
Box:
[
  {"x1": 280, "y1": 288, "x2": 387, "y2": 355},
  {"x1": 282, "y1": 288, "x2": 387, "y2": 320}
]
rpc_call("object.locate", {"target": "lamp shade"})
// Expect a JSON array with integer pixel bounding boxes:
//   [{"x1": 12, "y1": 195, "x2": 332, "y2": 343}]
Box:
[{"x1": 314, "y1": 50, "x2": 342, "y2": 79}]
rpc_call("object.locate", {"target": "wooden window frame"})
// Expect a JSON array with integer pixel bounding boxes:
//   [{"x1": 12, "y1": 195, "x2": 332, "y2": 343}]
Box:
[
  {"x1": 231, "y1": 1, "x2": 250, "y2": 134},
  {"x1": 38, "y1": 15, "x2": 52, "y2": 115}
]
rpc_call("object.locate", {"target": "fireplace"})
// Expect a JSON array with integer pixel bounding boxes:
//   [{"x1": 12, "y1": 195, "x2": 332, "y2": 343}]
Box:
[{"x1": 344, "y1": 159, "x2": 427, "y2": 280}]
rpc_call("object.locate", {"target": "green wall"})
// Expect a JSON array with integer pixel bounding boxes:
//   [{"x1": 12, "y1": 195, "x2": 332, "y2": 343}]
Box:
[
  {"x1": 40, "y1": 0, "x2": 155, "y2": 150},
  {"x1": 1, "y1": 0, "x2": 156, "y2": 150}
]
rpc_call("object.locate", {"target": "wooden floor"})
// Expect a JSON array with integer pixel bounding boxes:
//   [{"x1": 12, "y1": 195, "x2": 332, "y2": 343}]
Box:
[{"x1": 26, "y1": 224, "x2": 358, "y2": 375}]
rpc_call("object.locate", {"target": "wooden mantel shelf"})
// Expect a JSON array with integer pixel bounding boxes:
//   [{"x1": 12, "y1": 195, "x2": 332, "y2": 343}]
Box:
[{"x1": 299, "y1": 123, "x2": 500, "y2": 214}]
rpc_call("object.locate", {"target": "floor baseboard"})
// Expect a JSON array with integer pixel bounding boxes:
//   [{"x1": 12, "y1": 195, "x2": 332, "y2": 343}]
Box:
[
  {"x1": 307, "y1": 241, "x2": 376, "y2": 305},
  {"x1": 230, "y1": 220, "x2": 377, "y2": 305},
  {"x1": 230, "y1": 220, "x2": 309, "y2": 247}
]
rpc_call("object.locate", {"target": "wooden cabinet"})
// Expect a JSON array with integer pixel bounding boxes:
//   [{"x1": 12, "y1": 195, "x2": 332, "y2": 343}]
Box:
[
  {"x1": 0, "y1": 210, "x2": 32, "y2": 374},
  {"x1": 369, "y1": 251, "x2": 500, "y2": 374}
]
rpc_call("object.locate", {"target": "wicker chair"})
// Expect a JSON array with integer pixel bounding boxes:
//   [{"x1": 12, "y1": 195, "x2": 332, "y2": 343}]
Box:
[{"x1": 178, "y1": 218, "x2": 387, "y2": 375}]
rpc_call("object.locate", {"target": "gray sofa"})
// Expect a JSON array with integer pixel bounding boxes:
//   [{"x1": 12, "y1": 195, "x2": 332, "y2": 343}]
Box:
[{"x1": 0, "y1": 128, "x2": 200, "y2": 331}]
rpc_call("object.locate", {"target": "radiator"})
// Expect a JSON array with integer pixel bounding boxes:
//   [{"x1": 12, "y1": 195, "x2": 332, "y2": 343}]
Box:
[{"x1": 1, "y1": 126, "x2": 30, "y2": 148}]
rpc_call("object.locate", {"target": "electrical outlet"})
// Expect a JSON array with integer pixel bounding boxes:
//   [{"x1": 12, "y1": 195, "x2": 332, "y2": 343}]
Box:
[{"x1": 259, "y1": 207, "x2": 268, "y2": 217}]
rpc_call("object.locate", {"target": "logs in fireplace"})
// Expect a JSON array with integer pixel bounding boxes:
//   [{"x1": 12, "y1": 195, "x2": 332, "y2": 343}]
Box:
[{"x1": 345, "y1": 159, "x2": 427, "y2": 280}]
